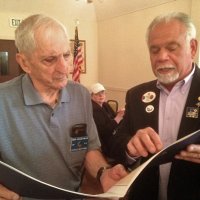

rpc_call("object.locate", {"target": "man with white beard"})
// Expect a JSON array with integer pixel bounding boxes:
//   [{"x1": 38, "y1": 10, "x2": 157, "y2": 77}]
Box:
[{"x1": 110, "y1": 12, "x2": 200, "y2": 200}]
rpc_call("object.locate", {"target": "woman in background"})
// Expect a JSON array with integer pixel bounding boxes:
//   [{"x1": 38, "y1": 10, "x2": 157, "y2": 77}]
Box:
[{"x1": 91, "y1": 83, "x2": 124, "y2": 162}]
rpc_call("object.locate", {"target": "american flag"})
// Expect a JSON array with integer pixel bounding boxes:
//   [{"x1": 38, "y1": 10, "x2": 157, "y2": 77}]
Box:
[{"x1": 72, "y1": 26, "x2": 83, "y2": 82}]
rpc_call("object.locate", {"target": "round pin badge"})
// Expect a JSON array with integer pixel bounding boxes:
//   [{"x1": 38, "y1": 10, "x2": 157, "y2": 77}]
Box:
[
  {"x1": 142, "y1": 91, "x2": 156, "y2": 103},
  {"x1": 145, "y1": 105, "x2": 154, "y2": 113}
]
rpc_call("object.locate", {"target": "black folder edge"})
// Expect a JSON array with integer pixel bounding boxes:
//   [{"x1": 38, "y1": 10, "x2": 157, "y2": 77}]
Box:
[
  {"x1": 0, "y1": 161, "x2": 92, "y2": 199},
  {"x1": 148, "y1": 129, "x2": 200, "y2": 167}
]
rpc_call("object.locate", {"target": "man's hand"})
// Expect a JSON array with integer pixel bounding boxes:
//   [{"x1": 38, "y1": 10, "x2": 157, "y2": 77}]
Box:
[
  {"x1": 100, "y1": 164, "x2": 128, "y2": 192},
  {"x1": 127, "y1": 127, "x2": 163, "y2": 157},
  {"x1": 0, "y1": 184, "x2": 20, "y2": 200},
  {"x1": 175, "y1": 144, "x2": 200, "y2": 164}
]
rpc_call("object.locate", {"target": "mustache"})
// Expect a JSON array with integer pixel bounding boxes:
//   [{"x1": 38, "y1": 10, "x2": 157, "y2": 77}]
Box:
[{"x1": 156, "y1": 65, "x2": 176, "y2": 70}]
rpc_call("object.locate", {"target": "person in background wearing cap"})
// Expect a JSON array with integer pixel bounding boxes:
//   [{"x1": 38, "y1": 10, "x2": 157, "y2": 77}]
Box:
[
  {"x1": 109, "y1": 12, "x2": 200, "y2": 200},
  {"x1": 91, "y1": 83, "x2": 125, "y2": 161}
]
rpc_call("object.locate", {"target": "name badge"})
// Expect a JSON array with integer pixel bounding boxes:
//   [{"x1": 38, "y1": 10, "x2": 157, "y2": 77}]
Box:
[
  {"x1": 186, "y1": 107, "x2": 199, "y2": 118},
  {"x1": 70, "y1": 136, "x2": 88, "y2": 152}
]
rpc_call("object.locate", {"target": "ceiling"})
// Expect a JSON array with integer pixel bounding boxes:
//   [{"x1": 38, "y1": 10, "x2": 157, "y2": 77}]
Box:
[{"x1": 93, "y1": 0, "x2": 176, "y2": 21}]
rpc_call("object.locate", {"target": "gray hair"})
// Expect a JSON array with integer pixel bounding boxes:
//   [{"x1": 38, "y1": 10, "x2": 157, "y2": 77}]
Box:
[
  {"x1": 146, "y1": 12, "x2": 196, "y2": 44},
  {"x1": 15, "y1": 14, "x2": 69, "y2": 55}
]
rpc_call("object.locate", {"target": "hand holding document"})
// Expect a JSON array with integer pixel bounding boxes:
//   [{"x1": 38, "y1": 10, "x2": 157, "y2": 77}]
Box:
[{"x1": 1, "y1": 129, "x2": 200, "y2": 199}]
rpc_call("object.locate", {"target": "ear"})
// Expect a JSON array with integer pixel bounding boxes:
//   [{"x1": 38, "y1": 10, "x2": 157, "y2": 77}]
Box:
[
  {"x1": 16, "y1": 53, "x2": 31, "y2": 73},
  {"x1": 190, "y1": 39, "x2": 198, "y2": 59}
]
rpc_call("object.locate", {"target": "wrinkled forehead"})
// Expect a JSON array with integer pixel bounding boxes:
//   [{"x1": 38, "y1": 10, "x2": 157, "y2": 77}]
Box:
[
  {"x1": 35, "y1": 25, "x2": 68, "y2": 44},
  {"x1": 33, "y1": 27, "x2": 70, "y2": 54}
]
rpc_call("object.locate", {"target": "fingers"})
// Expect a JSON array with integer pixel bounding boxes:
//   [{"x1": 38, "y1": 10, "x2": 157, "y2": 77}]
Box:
[
  {"x1": 175, "y1": 144, "x2": 200, "y2": 164},
  {"x1": 0, "y1": 184, "x2": 20, "y2": 200},
  {"x1": 127, "y1": 140, "x2": 140, "y2": 157},
  {"x1": 117, "y1": 108, "x2": 125, "y2": 118},
  {"x1": 101, "y1": 164, "x2": 128, "y2": 192},
  {"x1": 175, "y1": 152, "x2": 200, "y2": 164},
  {"x1": 116, "y1": 110, "x2": 124, "y2": 118},
  {"x1": 107, "y1": 164, "x2": 128, "y2": 182},
  {"x1": 127, "y1": 127, "x2": 163, "y2": 157},
  {"x1": 114, "y1": 164, "x2": 128, "y2": 178},
  {"x1": 187, "y1": 144, "x2": 200, "y2": 153}
]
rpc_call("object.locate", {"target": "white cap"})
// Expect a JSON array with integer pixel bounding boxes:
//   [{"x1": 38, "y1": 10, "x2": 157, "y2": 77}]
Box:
[{"x1": 90, "y1": 83, "x2": 105, "y2": 94}]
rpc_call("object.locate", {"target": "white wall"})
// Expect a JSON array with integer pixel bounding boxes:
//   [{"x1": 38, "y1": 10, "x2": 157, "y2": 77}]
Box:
[{"x1": 0, "y1": 0, "x2": 98, "y2": 88}]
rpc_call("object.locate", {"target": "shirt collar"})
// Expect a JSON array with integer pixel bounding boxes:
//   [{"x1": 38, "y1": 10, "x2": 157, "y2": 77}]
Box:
[
  {"x1": 156, "y1": 65, "x2": 195, "y2": 94},
  {"x1": 22, "y1": 74, "x2": 70, "y2": 106}
]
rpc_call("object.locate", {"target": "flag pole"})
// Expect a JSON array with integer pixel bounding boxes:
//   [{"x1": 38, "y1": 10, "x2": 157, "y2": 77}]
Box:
[{"x1": 72, "y1": 19, "x2": 83, "y2": 83}]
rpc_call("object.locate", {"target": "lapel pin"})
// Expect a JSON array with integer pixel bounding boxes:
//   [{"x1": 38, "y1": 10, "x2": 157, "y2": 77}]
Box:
[
  {"x1": 186, "y1": 107, "x2": 199, "y2": 118},
  {"x1": 145, "y1": 105, "x2": 154, "y2": 113},
  {"x1": 142, "y1": 91, "x2": 156, "y2": 103}
]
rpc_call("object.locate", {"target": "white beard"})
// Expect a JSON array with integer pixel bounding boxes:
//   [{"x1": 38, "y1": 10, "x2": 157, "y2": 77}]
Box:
[{"x1": 155, "y1": 65, "x2": 179, "y2": 84}]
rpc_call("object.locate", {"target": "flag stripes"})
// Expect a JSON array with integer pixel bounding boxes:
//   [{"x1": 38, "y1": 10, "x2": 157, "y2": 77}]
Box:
[{"x1": 72, "y1": 26, "x2": 83, "y2": 82}]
